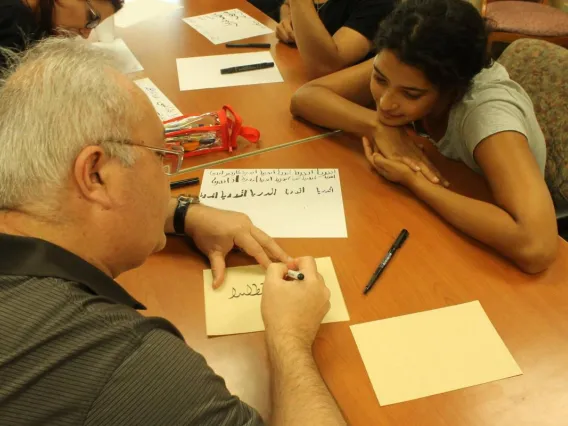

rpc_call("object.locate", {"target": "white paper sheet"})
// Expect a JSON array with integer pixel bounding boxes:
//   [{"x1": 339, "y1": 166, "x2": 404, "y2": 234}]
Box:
[
  {"x1": 350, "y1": 301, "x2": 523, "y2": 406},
  {"x1": 176, "y1": 51, "x2": 283, "y2": 91},
  {"x1": 183, "y1": 8, "x2": 273, "y2": 45},
  {"x1": 134, "y1": 78, "x2": 182, "y2": 121},
  {"x1": 199, "y1": 169, "x2": 348, "y2": 238},
  {"x1": 203, "y1": 257, "x2": 350, "y2": 336},
  {"x1": 92, "y1": 38, "x2": 143, "y2": 74},
  {"x1": 115, "y1": 0, "x2": 183, "y2": 28}
]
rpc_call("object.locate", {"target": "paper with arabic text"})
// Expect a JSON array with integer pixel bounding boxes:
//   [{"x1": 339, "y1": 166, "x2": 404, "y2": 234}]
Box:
[
  {"x1": 199, "y1": 169, "x2": 347, "y2": 238},
  {"x1": 183, "y1": 9, "x2": 272, "y2": 45},
  {"x1": 203, "y1": 257, "x2": 350, "y2": 336},
  {"x1": 134, "y1": 78, "x2": 182, "y2": 121}
]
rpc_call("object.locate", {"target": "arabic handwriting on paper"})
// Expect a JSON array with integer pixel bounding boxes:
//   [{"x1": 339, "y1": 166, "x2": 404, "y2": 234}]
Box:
[
  {"x1": 199, "y1": 169, "x2": 348, "y2": 238},
  {"x1": 203, "y1": 257, "x2": 350, "y2": 336},
  {"x1": 200, "y1": 186, "x2": 334, "y2": 199},
  {"x1": 211, "y1": 11, "x2": 239, "y2": 27},
  {"x1": 199, "y1": 188, "x2": 280, "y2": 200},
  {"x1": 285, "y1": 187, "x2": 305, "y2": 195},
  {"x1": 316, "y1": 186, "x2": 334, "y2": 195},
  {"x1": 228, "y1": 283, "x2": 263, "y2": 299},
  {"x1": 134, "y1": 78, "x2": 182, "y2": 121},
  {"x1": 183, "y1": 8, "x2": 273, "y2": 45},
  {"x1": 207, "y1": 169, "x2": 338, "y2": 186}
]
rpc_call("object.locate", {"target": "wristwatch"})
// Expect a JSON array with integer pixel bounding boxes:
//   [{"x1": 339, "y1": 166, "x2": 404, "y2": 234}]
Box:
[{"x1": 174, "y1": 194, "x2": 200, "y2": 235}]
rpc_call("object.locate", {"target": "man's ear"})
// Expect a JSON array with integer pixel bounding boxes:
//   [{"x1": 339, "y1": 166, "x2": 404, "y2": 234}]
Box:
[{"x1": 73, "y1": 145, "x2": 114, "y2": 209}]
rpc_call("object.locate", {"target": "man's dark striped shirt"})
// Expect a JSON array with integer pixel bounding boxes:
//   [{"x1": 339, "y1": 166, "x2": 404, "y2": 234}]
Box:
[{"x1": 0, "y1": 233, "x2": 263, "y2": 425}]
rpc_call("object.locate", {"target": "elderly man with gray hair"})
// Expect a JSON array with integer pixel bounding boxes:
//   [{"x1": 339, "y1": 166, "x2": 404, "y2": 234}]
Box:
[{"x1": 0, "y1": 38, "x2": 347, "y2": 426}]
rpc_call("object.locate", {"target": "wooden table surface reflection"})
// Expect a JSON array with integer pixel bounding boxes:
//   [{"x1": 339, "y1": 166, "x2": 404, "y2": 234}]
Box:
[
  {"x1": 116, "y1": 0, "x2": 327, "y2": 169},
  {"x1": 119, "y1": 134, "x2": 568, "y2": 426}
]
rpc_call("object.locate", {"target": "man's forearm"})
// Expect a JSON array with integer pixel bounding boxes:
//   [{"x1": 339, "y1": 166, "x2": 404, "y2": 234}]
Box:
[
  {"x1": 408, "y1": 177, "x2": 556, "y2": 273},
  {"x1": 267, "y1": 333, "x2": 346, "y2": 426},
  {"x1": 289, "y1": 0, "x2": 343, "y2": 77}
]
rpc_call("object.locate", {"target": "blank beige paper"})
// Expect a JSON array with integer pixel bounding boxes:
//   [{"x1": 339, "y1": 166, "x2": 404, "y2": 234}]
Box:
[
  {"x1": 203, "y1": 257, "x2": 350, "y2": 336},
  {"x1": 350, "y1": 301, "x2": 522, "y2": 406}
]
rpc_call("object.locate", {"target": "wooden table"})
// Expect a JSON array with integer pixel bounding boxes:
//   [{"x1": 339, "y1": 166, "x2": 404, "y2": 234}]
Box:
[
  {"x1": 116, "y1": 0, "x2": 330, "y2": 170},
  {"x1": 119, "y1": 133, "x2": 568, "y2": 426}
]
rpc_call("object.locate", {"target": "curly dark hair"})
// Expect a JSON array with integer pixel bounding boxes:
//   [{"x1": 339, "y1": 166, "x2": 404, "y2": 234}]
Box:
[{"x1": 374, "y1": 0, "x2": 492, "y2": 95}]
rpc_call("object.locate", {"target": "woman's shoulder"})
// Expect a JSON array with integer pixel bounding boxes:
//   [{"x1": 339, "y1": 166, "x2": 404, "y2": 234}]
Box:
[
  {"x1": 463, "y1": 62, "x2": 532, "y2": 106},
  {"x1": 445, "y1": 63, "x2": 546, "y2": 174}
]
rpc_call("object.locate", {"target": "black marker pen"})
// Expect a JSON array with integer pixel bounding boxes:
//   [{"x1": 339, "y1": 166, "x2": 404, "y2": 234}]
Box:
[{"x1": 220, "y1": 62, "x2": 275, "y2": 74}]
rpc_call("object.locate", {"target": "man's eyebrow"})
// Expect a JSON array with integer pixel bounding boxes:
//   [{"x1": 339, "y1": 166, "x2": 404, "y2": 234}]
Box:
[{"x1": 373, "y1": 65, "x2": 429, "y2": 93}]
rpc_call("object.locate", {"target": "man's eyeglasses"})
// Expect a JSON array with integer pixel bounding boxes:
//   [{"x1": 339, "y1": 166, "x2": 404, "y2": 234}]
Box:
[
  {"x1": 86, "y1": 0, "x2": 101, "y2": 29},
  {"x1": 103, "y1": 139, "x2": 185, "y2": 176}
]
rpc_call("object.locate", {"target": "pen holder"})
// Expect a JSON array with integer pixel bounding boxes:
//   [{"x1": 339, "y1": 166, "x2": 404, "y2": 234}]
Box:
[{"x1": 164, "y1": 105, "x2": 260, "y2": 158}]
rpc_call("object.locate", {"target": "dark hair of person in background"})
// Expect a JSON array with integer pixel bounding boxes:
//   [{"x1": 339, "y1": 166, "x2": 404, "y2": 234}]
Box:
[
  {"x1": 374, "y1": 0, "x2": 492, "y2": 99},
  {"x1": 35, "y1": 0, "x2": 124, "y2": 35}
]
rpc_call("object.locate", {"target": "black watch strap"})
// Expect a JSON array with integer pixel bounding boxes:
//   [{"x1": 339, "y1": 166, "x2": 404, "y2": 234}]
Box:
[{"x1": 173, "y1": 196, "x2": 198, "y2": 235}]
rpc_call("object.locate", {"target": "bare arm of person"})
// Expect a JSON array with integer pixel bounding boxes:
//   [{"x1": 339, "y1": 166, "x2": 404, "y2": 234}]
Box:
[
  {"x1": 287, "y1": 0, "x2": 373, "y2": 78},
  {"x1": 276, "y1": 1, "x2": 295, "y2": 44},
  {"x1": 363, "y1": 133, "x2": 558, "y2": 273},
  {"x1": 262, "y1": 258, "x2": 347, "y2": 426},
  {"x1": 290, "y1": 58, "x2": 376, "y2": 135}
]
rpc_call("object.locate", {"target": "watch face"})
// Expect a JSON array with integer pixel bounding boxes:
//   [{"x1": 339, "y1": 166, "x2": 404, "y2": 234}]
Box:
[{"x1": 178, "y1": 195, "x2": 200, "y2": 204}]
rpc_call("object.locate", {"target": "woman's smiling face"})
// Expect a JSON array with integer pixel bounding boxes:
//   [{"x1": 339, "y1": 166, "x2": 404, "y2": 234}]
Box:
[{"x1": 370, "y1": 49, "x2": 442, "y2": 126}]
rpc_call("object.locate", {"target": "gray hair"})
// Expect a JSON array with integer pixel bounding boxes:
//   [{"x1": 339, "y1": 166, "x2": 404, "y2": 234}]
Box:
[{"x1": 0, "y1": 37, "x2": 142, "y2": 210}]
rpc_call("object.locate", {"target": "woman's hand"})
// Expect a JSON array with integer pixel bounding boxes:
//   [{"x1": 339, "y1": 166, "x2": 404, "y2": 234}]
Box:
[
  {"x1": 363, "y1": 136, "x2": 422, "y2": 187},
  {"x1": 371, "y1": 123, "x2": 449, "y2": 187}
]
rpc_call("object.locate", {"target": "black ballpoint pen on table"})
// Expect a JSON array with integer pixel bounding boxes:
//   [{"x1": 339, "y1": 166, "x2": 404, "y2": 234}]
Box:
[
  {"x1": 363, "y1": 229, "x2": 409, "y2": 295},
  {"x1": 170, "y1": 177, "x2": 200, "y2": 189}
]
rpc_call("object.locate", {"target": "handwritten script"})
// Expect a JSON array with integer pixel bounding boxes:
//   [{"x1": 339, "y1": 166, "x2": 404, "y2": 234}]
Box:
[
  {"x1": 183, "y1": 9, "x2": 273, "y2": 45},
  {"x1": 200, "y1": 186, "x2": 334, "y2": 200},
  {"x1": 207, "y1": 169, "x2": 337, "y2": 186},
  {"x1": 199, "y1": 169, "x2": 347, "y2": 238},
  {"x1": 134, "y1": 78, "x2": 182, "y2": 121},
  {"x1": 203, "y1": 257, "x2": 350, "y2": 336},
  {"x1": 229, "y1": 283, "x2": 263, "y2": 299}
]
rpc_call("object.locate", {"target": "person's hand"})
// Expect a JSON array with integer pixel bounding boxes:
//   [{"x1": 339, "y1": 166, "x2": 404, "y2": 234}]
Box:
[
  {"x1": 276, "y1": 17, "x2": 295, "y2": 44},
  {"x1": 371, "y1": 123, "x2": 449, "y2": 187},
  {"x1": 262, "y1": 257, "x2": 330, "y2": 350},
  {"x1": 185, "y1": 204, "x2": 294, "y2": 289},
  {"x1": 363, "y1": 136, "x2": 423, "y2": 187}
]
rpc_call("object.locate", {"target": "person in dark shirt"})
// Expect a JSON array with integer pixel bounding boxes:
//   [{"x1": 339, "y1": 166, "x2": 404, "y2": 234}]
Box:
[
  {"x1": 0, "y1": 37, "x2": 348, "y2": 426},
  {"x1": 248, "y1": 0, "x2": 281, "y2": 20},
  {"x1": 0, "y1": 0, "x2": 123, "y2": 68},
  {"x1": 277, "y1": 0, "x2": 395, "y2": 78}
]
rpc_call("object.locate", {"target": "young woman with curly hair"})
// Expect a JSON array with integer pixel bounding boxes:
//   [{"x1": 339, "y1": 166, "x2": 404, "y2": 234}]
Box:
[{"x1": 291, "y1": 0, "x2": 557, "y2": 273}]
